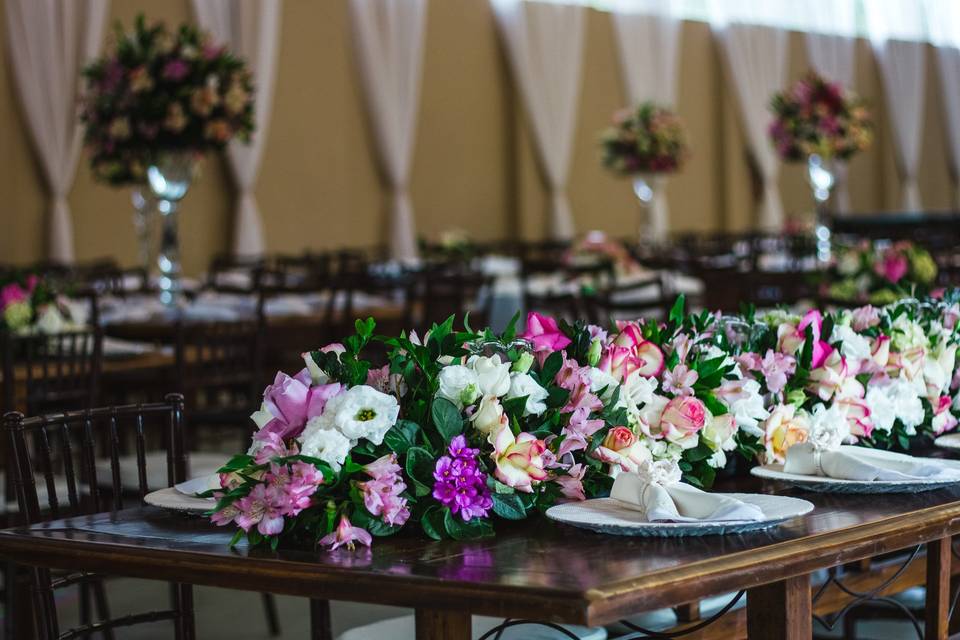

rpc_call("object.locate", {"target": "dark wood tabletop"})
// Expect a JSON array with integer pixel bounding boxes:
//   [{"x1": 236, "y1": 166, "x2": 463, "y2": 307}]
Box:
[{"x1": 2, "y1": 484, "x2": 960, "y2": 639}]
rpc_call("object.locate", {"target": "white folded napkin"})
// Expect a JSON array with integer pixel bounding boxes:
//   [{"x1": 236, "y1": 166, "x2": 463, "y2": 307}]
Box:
[
  {"x1": 174, "y1": 475, "x2": 221, "y2": 498},
  {"x1": 610, "y1": 469, "x2": 765, "y2": 523},
  {"x1": 784, "y1": 442, "x2": 960, "y2": 482}
]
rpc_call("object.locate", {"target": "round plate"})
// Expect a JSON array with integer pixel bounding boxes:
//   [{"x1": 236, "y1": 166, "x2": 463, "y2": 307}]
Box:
[
  {"x1": 935, "y1": 433, "x2": 960, "y2": 452},
  {"x1": 143, "y1": 487, "x2": 214, "y2": 514},
  {"x1": 545, "y1": 494, "x2": 813, "y2": 537},
  {"x1": 751, "y1": 461, "x2": 960, "y2": 493}
]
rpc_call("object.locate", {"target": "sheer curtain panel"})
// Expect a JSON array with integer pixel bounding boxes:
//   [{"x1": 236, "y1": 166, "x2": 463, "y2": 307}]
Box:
[
  {"x1": 492, "y1": 0, "x2": 585, "y2": 240},
  {"x1": 4, "y1": 0, "x2": 108, "y2": 262},
  {"x1": 193, "y1": 0, "x2": 282, "y2": 257},
  {"x1": 610, "y1": 0, "x2": 682, "y2": 239},
  {"x1": 349, "y1": 0, "x2": 428, "y2": 261}
]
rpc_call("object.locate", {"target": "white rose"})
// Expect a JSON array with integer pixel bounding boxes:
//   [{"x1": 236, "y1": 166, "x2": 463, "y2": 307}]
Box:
[
  {"x1": 925, "y1": 343, "x2": 958, "y2": 397},
  {"x1": 470, "y1": 395, "x2": 508, "y2": 436},
  {"x1": 637, "y1": 393, "x2": 670, "y2": 435},
  {"x1": 505, "y1": 373, "x2": 549, "y2": 416},
  {"x1": 468, "y1": 355, "x2": 512, "y2": 397},
  {"x1": 588, "y1": 367, "x2": 619, "y2": 402},
  {"x1": 834, "y1": 324, "x2": 872, "y2": 365},
  {"x1": 437, "y1": 365, "x2": 480, "y2": 409},
  {"x1": 35, "y1": 306, "x2": 67, "y2": 335},
  {"x1": 807, "y1": 403, "x2": 850, "y2": 451},
  {"x1": 321, "y1": 385, "x2": 399, "y2": 445},
  {"x1": 299, "y1": 419, "x2": 353, "y2": 472}
]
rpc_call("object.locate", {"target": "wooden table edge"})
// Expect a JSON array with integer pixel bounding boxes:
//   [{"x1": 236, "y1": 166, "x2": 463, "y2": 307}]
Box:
[{"x1": 2, "y1": 498, "x2": 960, "y2": 628}]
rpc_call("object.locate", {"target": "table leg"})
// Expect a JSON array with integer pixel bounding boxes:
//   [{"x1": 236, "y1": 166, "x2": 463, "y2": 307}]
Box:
[
  {"x1": 309, "y1": 599, "x2": 333, "y2": 640},
  {"x1": 414, "y1": 608, "x2": 471, "y2": 640},
  {"x1": 926, "y1": 538, "x2": 952, "y2": 640},
  {"x1": 747, "y1": 574, "x2": 811, "y2": 639}
]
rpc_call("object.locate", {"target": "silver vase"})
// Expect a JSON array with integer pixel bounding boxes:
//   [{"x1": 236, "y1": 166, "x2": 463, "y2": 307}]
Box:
[
  {"x1": 147, "y1": 153, "x2": 195, "y2": 307},
  {"x1": 807, "y1": 154, "x2": 836, "y2": 264},
  {"x1": 131, "y1": 186, "x2": 158, "y2": 276},
  {"x1": 632, "y1": 173, "x2": 665, "y2": 245}
]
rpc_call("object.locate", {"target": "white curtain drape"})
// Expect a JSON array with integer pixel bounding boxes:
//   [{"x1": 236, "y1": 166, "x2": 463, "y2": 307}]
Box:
[
  {"x1": 193, "y1": 0, "x2": 282, "y2": 258},
  {"x1": 801, "y1": 0, "x2": 857, "y2": 213},
  {"x1": 925, "y1": 0, "x2": 960, "y2": 208},
  {"x1": 866, "y1": 0, "x2": 927, "y2": 211},
  {"x1": 611, "y1": 0, "x2": 681, "y2": 240},
  {"x1": 492, "y1": 0, "x2": 585, "y2": 240},
  {"x1": 349, "y1": 0, "x2": 427, "y2": 261},
  {"x1": 710, "y1": 1, "x2": 788, "y2": 230},
  {"x1": 4, "y1": 0, "x2": 108, "y2": 263}
]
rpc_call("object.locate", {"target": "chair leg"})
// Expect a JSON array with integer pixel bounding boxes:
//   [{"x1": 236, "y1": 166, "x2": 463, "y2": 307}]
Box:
[
  {"x1": 90, "y1": 578, "x2": 115, "y2": 640},
  {"x1": 79, "y1": 580, "x2": 92, "y2": 639},
  {"x1": 261, "y1": 592, "x2": 282, "y2": 636},
  {"x1": 32, "y1": 568, "x2": 58, "y2": 640}
]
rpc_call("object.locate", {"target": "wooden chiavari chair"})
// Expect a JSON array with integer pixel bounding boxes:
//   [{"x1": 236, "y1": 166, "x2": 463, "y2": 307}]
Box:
[
  {"x1": 3, "y1": 395, "x2": 196, "y2": 640},
  {"x1": 403, "y1": 263, "x2": 494, "y2": 333}
]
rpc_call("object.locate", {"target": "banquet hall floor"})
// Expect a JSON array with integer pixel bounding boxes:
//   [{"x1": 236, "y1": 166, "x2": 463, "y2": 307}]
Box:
[{"x1": 20, "y1": 576, "x2": 920, "y2": 639}]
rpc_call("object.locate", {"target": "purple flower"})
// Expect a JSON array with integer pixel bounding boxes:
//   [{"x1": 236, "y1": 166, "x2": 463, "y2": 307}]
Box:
[
  {"x1": 432, "y1": 436, "x2": 492, "y2": 521},
  {"x1": 255, "y1": 371, "x2": 341, "y2": 441},
  {"x1": 162, "y1": 58, "x2": 190, "y2": 81}
]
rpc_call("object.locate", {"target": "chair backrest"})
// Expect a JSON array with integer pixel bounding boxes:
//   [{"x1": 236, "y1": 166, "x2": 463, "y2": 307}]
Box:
[
  {"x1": 174, "y1": 320, "x2": 263, "y2": 413},
  {"x1": 3, "y1": 394, "x2": 187, "y2": 524},
  {"x1": 591, "y1": 274, "x2": 671, "y2": 325},
  {"x1": 404, "y1": 264, "x2": 493, "y2": 331},
  {"x1": 1, "y1": 329, "x2": 103, "y2": 417}
]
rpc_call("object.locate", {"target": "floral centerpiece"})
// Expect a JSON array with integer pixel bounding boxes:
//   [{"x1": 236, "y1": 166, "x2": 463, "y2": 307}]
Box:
[
  {"x1": 80, "y1": 14, "x2": 254, "y2": 185},
  {"x1": 600, "y1": 102, "x2": 688, "y2": 175},
  {"x1": 769, "y1": 71, "x2": 873, "y2": 163},
  {"x1": 0, "y1": 274, "x2": 76, "y2": 335},
  {"x1": 824, "y1": 240, "x2": 938, "y2": 305},
  {"x1": 565, "y1": 232, "x2": 642, "y2": 280},
  {"x1": 208, "y1": 293, "x2": 960, "y2": 550}
]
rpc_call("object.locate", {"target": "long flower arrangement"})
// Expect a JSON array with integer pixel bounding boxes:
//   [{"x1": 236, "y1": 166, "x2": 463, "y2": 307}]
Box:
[{"x1": 208, "y1": 292, "x2": 960, "y2": 550}]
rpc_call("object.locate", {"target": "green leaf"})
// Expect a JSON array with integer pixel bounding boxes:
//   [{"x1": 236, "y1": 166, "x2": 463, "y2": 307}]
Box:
[
  {"x1": 443, "y1": 510, "x2": 494, "y2": 540},
  {"x1": 698, "y1": 392, "x2": 728, "y2": 417},
  {"x1": 501, "y1": 394, "x2": 529, "y2": 417},
  {"x1": 431, "y1": 398, "x2": 464, "y2": 443},
  {"x1": 404, "y1": 446, "x2": 436, "y2": 497},
  {"x1": 351, "y1": 507, "x2": 402, "y2": 537},
  {"x1": 540, "y1": 351, "x2": 564, "y2": 384},
  {"x1": 669, "y1": 294, "x2": 686, "y2": 325},
  {"x1": 217, "y1": 454, "x2": 254, "y2": 473},
  {"x1": 228, "y1": 529, "x2": 244, "y2": 548},
  {"x1": 421, "y1": 506, "x2": 446, "y2": 540},
  {"x1": 384, "y1": 419, "x2": 421, "y2": 455},
  {"x1": 545, "y1": 386, "x2": 570, "y2": 409},
  {"x1": 491, "y1": 493, "x2": 526, "y2": 520}
]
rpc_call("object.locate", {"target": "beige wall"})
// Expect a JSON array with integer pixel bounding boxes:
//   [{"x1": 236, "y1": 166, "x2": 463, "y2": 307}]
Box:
[{"x1": 1, "y1": 0, "x2": 956, "y2": 275}]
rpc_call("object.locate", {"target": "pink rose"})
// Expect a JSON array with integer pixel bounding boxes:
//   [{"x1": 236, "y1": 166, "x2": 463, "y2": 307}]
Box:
[
  {"x1": 837, "y1": 395, "x2": 873, "y2": 439},
  {"x1": 851, "y1": 305, "x2": 881, "y2": 332},
  {"x1": 933, "y1": 396, "x2": 959, "y2": 435},
  {"x1": 597, "y1": 345, "x2": 641, "y2": 382},
  {"x1": 520, "y1": 312, "x2": 571, "y2": 353},
  {"x1": 876, "y1": 251, "x2": 908, "y2": 284},
  {"x1": 634, "y1": 341, "x2": 666, "y2": 378},
  {"x1": 807, "y1": 349, "x2": 847, "y2": 401},
  {"x1": 491, "y1": 427, "x2": 547, "y2": 493},
  {"x1": 602, "y1": 426, "x2": 636, "y2": 451},
  {"x1": 0, "y1": 283, "x2": 27, "y2": 309},
  {"x1": 613, "y1": 322, "x2": 645, "y2": 349},
  {"x1": 660, "y1": 396, "x2": 708, "y2": 448}
]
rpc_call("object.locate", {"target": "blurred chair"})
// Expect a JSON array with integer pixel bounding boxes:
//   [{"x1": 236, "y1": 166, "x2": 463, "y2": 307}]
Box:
[
  {"x1": 403, "y1": 263, "x2": 493, "y2": 332},
  {"x1": 591, "y1": 273, "x2": 672, "y2": 325},
  {"x1": 3, "y1": 395, "x2": 195, "y2": 639}
]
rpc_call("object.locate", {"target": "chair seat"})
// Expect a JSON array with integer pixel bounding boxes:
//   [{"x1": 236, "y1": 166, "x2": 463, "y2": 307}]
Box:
[
  {"x1": 95, "y1": 451, "x2": 227, "y2": 491},
  {"x1": 337, "y1": 615, "x2": 606, "y2": 640}
]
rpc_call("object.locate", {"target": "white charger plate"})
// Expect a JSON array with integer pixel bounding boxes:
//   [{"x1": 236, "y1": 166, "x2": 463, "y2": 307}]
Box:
[
  {"x1": 751, "y1": 461, "x2": 960, "y2": 494},
  {"x1": 935, "y1": 433, "x2": 960, "y2": 451},
  {"x1": 143, "y1": 475, "x2": 219, "y2": 514},
  {"x1": 545, "y1": 494, "x2": 813, "y2": 537}
]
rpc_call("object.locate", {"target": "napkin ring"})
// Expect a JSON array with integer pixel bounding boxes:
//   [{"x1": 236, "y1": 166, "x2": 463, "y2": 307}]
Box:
[{"x1": 813, "y1": 450, "x2": 825, "y2": 477}]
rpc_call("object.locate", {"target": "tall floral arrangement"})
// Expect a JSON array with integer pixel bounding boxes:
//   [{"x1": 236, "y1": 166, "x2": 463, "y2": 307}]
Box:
[
  {"x1": 0, "y1": 273, "x2": 75, "y2": 334},
  {"x1": 79, "y1": 14, "x2": 255, "y2": 185},
  {"x1": 600, "y1": 102, "x2": 689, "y2": 175},
  {"x1": 209, "y1": 293, "x2": 960, "y2": 550},
  {"x1": 769, "y1": 70, "x2": 873, "y2": 162},
  {"x1": 825, "y1": 240, "x2": 938, "y2": 305}
]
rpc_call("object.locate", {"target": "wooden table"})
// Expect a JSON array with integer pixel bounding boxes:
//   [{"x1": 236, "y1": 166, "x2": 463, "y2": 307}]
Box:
[{"x1": 0, "y1": 485, "x2": 958, "y2": 639}]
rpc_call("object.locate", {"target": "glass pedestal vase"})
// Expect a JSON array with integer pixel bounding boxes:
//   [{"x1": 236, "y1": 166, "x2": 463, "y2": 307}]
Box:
[
  {"x1": 632, "y1": 173, "x2": 666, "y2": 246},
  {"x1": 131, "y1": 186, "x2": 158, "y2": 277},
  {"x1": 147, "y1": 153, "x2": 195, "y2": 307},
  {"x1": 807, "y1": 154, "x2": 836, "y2": 264}
]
